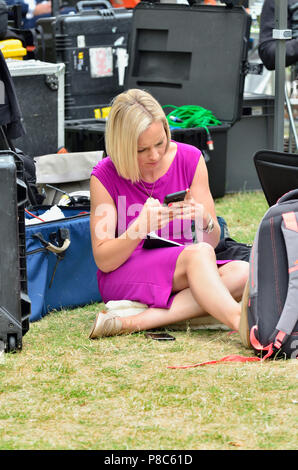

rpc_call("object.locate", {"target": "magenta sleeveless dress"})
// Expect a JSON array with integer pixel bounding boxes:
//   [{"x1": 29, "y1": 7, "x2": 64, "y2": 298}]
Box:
[{"x1": 91, "y1": 141, "x2": 226, "y2": 309}]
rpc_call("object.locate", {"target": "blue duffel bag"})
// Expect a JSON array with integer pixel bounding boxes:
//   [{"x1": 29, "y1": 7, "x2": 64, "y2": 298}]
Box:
[{"x1": 25, "y1": 206, "x2": 101, "y2": 322}]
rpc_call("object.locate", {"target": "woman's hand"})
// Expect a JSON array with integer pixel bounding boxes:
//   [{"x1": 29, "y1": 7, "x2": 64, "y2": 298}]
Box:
[
  {"x1": 128, "y1": 197, "x2": 182, "y2": 239},
  {"x1": 167, "y1": 188, "x2": 220, "y2": 244},
  {"x1": 168, "y1": 189, "x2": 206, "y2": 229}
]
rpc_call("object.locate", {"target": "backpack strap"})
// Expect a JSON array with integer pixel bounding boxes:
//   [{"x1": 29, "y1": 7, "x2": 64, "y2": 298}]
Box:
[
  {"x1": 276, "y1": 212, "x2": 298, "y2": 338},
  {"x1": 277, "y1": 189, "x2": 298, "y2": 204}
]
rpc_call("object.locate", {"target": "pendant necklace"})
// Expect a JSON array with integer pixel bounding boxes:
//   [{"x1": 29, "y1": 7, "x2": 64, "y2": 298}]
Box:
[{"x1": 139, "y1": 178, "x2": 156, "y2": 204}]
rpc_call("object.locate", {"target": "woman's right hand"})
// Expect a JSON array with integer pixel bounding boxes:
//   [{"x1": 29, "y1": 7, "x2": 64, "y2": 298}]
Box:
[{"x1": 128, "y1": 198, "x2": 180, "y2": 239}]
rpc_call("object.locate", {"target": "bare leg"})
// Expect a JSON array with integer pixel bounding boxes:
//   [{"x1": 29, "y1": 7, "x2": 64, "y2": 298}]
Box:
[
  {"x1": 218, "y1": 260, "x2": 249, "y2": 302},
  {"x1": 121, "y1": 287, "x2": 202, "y2": 332},
  {"x1": 121, "y1": 244, "x2": 248, "y2": 332}
]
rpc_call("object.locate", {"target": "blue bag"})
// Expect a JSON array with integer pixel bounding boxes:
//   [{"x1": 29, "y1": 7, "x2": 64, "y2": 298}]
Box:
[{"x1": 25, "y1": 206, "x2": 101, "y2": 322}]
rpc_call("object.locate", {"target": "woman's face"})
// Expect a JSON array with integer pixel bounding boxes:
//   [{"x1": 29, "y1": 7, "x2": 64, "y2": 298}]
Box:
[{"x1": 137, "y1": 121, "x2": 168, "y2": 175}]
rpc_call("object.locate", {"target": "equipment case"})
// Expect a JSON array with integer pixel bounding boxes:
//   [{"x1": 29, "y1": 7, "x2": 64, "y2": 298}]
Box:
[
  {"x1": 36, "y1": 2, "x2": 133, "y2": 120},
  {"x1": 66, "y1": 3, "x2": 251, "y2": 198},
  {"x1": 0, "y1": 150, "x2": 31, "y2": 352},
  {"x1": 7, "y1": 59, "x2": 65, "y2": 158}
]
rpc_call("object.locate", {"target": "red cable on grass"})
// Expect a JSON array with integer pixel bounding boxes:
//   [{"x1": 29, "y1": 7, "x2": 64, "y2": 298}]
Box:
[{"x1": 167, "y1": 355, "x2": 260, "y2": 369}]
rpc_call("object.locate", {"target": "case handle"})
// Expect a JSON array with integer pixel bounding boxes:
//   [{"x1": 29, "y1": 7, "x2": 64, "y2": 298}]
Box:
[{"x1": 76, "y1": 0, "x2": 111, "y2": 11}]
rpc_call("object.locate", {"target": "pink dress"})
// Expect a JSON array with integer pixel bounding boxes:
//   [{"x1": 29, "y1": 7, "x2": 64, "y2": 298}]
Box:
[{"x1": 91, "y1": 141, "x2": 227, "y2": 309}]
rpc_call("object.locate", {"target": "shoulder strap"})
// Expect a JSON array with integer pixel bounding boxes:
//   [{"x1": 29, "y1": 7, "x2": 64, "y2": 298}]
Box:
[
  {"x1": 278, "y1": 189, "x2": 298, "y2": 204},
  {"x1": 275, "y1": 211, "x2": 298, "y2": 336}
]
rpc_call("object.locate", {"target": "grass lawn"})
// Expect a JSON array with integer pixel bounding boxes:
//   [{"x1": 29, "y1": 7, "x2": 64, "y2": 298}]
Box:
[{"x1": 0, "y1": 191, "x2": 297, "y2": 450}]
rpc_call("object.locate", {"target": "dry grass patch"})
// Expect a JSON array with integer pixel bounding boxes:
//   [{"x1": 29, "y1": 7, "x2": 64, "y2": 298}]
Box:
[
  {"x1": 0, "y1": 308, "x2": 297, "y2": 450},
  {"x1": 0, "y1": 191, "x2": 296, "y2": 450}
]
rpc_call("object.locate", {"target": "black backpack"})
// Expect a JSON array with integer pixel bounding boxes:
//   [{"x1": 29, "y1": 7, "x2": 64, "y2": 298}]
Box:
[{"x1": 245, "y1": 189, "x2": 298, "y2": 359}]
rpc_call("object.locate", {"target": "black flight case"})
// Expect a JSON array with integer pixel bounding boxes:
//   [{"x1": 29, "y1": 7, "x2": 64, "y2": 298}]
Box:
[
  {"x1": 65, "y1": 2, "x2": 251, "y2": 198},
  {"x1": 36, "y1": 0, "x2": 133, "y2": 120},
  {"x1": 0, "y1": 148, "x2": 31, "y2": 352}
]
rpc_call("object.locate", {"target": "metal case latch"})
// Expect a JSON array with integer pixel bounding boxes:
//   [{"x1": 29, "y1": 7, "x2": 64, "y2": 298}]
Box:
[{"x1": 45, "y1": 74, "x2": 59, "y2": 91}]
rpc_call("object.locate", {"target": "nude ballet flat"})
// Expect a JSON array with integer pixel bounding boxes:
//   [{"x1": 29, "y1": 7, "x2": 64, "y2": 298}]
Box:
[{"x1": 89, "y1": 312, "x2": 123, "y2": 339}]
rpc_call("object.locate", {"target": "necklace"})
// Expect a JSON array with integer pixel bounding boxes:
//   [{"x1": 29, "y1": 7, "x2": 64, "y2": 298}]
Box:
[{"x1": 139, "y1": 178, "x2": 156, "y2": 203}]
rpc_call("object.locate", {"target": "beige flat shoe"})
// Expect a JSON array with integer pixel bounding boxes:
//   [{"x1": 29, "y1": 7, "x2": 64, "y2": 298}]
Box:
[
  {"x1": 239, "y1": 279, "x2": 252, "y2": 349},
  {"x1": 89, "y1": 312, "x2": 123, "y2": 339}
]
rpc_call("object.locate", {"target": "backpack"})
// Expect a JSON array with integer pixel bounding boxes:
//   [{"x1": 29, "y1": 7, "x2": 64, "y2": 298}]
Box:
[{"x1": 246, "y1": 189, "x2": 298, "y2": 360}]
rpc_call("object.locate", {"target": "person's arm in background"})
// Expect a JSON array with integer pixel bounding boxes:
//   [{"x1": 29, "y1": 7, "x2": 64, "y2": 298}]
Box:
[
  {"x1": 33, "y1": 0, "x2": 51, "y2": 16},
  {"x1": 258, "y1": 0, "x2": 298, "y2": 70}
]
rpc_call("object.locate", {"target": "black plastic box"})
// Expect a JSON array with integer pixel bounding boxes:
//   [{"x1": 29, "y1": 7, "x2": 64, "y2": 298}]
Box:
[
  {"x1": 64, "y1": 119, "x2": 230, "y2": 198},
  {"x1": 0, "y1": 150, "x2": 31, "y2": 352},
  {"x1": 169, "y1": 124, "x2": 230, "y2": 199},
  {"x1": 36, "y1": 6, "x2": 133, "y2": 120},
  {"x1": 65, "y1": 118, "x2": 106, "y2": 153}
]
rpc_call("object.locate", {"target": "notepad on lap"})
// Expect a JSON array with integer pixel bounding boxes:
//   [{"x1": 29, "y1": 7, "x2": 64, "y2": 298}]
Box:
[{"x1": 143, "y1": 232, "x2": 183, "y2": 249}]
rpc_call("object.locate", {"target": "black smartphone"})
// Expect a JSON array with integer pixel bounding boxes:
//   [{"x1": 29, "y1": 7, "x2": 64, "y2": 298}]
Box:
[
  {"x1": 145, "y1": 332, "x2": 176, "y2": 341},
  {"x1": 163, "y1": 190, "x2": 187, "y2": 205}
]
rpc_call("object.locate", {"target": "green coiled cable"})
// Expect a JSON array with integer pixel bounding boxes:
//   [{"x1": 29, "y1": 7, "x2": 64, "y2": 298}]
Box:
[
  {"x1": 163, "y1": 104, "x2": 221, "y2": 129},
  {"x1": 162, "y1": 104, "x2": 222, "y2": 150}
]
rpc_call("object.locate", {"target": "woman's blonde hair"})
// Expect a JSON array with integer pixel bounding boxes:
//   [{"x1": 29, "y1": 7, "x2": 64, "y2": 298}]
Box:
[{"x1": 105, "y1": 89, "x2": 171, "y2": 182}]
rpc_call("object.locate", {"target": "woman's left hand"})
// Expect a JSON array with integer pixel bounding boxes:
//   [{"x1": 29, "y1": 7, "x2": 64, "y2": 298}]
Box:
[{"x1": 169, "y1": 188, "x2": 205, "y2": 227}]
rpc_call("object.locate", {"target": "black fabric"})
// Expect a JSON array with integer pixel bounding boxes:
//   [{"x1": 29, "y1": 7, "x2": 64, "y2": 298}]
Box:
[
  {"x1": 6, "y1": 0, "x2": 28, "y2": 18},
  {"x1": 15, "y1": 148, "x2": 45, "y2": 206},
  {"x1": 0, "y1": 49, "x2": 25, "y2": 140},
  {"x1": 258, "y1": 0, "x2": 298, "y2": 71},
  {"x1": 0, "y1": 0, "x2": 8, "y2": 39},
  {"x1": 215, "y1": 237, "x2": 251, "y2": 263}
]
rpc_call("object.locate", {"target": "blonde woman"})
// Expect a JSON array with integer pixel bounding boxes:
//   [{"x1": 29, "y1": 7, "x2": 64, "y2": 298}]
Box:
[{"x1": 89, "y1": 89, "x2": 249, "y2": 338}]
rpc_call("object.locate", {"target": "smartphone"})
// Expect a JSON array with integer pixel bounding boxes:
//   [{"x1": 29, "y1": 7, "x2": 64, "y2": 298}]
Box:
[
  {"x1": 145, "y1": 332, "x2": 176, "y2": 341},
  {"x1": 163, "y1": 190, "x2": 187, "y2": 205}
]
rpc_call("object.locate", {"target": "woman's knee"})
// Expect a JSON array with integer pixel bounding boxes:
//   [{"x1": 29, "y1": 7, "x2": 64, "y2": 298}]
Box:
[
  {"x1": 184, "y1": 242, "x2": 215, "y2": 260},
  {"x1": 173, "y1": 243, "x2": 216, "y2": 290}
]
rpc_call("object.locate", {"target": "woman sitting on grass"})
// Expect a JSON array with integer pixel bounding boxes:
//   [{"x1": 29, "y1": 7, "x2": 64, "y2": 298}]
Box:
[{"x1": 89, "y1": 88, "x2": 249, "y2": 339}]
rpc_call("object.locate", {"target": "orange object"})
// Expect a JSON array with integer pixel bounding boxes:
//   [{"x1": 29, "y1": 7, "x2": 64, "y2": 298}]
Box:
[
  {"x1": 57, "y1": 147, "x2": 68, "y2": 154},
  {"x1": 110, "y1": 0, "x2": 140, "y2": 8}
]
